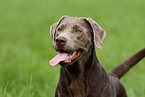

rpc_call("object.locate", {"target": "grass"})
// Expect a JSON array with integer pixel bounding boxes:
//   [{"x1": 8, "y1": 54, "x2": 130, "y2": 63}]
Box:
[{"x1": 0, "y1": 0, "x2": 145, "y2": 96}]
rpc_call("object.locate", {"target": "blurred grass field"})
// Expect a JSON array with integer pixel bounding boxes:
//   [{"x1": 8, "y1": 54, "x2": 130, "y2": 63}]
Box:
[{"x1": 0, "y1": 0, "x2": 145, "y2": 97}]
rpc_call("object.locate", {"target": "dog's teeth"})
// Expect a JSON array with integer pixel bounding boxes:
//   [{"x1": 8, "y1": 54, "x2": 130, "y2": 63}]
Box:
[
  {"x1": 65, "y1": 56, "x2": 69, "y2": 60},
  {"x1": 72, "y1": 51, "x2": 76, "y2": 56}
]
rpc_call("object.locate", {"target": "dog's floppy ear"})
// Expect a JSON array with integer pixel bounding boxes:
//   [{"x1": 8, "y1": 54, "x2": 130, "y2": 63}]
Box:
[
  {"x1": 85, "y1": 18, "x2": 106, "y2": 49},
  {"x1": 50, "y1": 16, "x2": 69, "y2": 39}
]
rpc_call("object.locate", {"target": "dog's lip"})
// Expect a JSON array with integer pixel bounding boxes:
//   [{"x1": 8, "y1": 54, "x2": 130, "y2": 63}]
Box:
[
  {"x1": 60, "y1": 49, "x2": 83, "y2": 63},
  {"x1": 58, "y1": 49, "x2": 71, "y2": 54}
]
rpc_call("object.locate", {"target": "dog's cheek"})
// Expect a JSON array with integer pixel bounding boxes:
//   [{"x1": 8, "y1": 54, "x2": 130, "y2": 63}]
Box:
[
  {"x1": 81, "y1": 35, "x2": 91, "y2": 48},
  {"x1": 65, "y1": 40, "x2": 76, "y2": 52}
]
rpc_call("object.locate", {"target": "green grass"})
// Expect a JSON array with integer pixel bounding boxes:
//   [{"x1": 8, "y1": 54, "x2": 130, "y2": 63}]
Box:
[{"x1": 0, "y1": 0, "x2": 145, "y2": 96}]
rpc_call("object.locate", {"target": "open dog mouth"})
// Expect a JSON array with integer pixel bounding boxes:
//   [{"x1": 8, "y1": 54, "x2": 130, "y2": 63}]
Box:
[{"x1": 49, "y1": 50, "x2": 82, "y2": 66}]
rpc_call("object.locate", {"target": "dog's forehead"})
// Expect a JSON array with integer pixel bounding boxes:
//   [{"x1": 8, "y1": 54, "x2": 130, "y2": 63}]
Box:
[{"x1": 60, "y1": 17, "x2": 87, "y2": 27}]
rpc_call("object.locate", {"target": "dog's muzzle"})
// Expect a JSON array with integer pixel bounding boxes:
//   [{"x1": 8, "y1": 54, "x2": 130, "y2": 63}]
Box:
[{"x1": 56, "y1": 36, "x2": 66, "y2": 49}]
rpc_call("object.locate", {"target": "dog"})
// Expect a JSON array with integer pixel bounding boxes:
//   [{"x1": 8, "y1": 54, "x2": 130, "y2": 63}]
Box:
[{"x1": 49, "y1": 16, "x2": 145, "y2": 97}]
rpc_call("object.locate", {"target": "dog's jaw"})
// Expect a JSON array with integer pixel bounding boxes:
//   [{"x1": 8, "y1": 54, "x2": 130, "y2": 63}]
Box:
[{"x1": 49, "y1": 49, "x2": 85, "y2": 67}]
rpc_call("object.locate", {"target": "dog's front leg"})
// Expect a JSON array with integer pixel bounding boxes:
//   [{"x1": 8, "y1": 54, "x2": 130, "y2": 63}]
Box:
[
  {"x1": 55, "y1": 88, "x2": 59, "y2": 97},
  {"x1": 55, "y1": 89, "x2": 71, "y2": 97},
  {"x1": 55, "y1": 85, "x2": 73, "y2": 97},
  {"x1": 101, "y1": 84, "x2": 116, "y2": 97}
]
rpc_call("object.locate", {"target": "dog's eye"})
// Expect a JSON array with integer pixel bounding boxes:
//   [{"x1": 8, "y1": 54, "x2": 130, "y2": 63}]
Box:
[
  {"x1": 75, "y1": 29, "x2": 82, "y2": 33},
  {"x1": 58, "y1": 28, "x2": 62, "y2": 31}
]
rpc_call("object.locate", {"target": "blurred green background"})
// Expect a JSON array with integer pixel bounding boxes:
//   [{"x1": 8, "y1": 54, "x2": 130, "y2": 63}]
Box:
[{"x1": 0, "y1": 0, "x2": 145, "y2": 97}]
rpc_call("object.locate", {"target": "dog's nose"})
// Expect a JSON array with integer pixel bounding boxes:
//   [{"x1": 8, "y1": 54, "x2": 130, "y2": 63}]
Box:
[{"x1": 56, "y1": 37, "x2": 66, "y2": 47}]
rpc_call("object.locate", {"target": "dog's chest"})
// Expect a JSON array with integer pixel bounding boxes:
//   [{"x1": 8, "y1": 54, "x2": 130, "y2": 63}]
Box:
[{"x1": 69, "y1": 79, "x2": 87, "y2": 97}]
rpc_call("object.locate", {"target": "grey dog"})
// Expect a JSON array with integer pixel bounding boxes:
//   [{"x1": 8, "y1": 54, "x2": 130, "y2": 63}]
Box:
[{"x1": 49, "y1": 16, "x2": 145, "y2": 97}]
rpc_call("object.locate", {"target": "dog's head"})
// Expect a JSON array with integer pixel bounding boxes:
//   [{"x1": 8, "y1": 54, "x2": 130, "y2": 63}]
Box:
[{"x1": 49, "y1": 16, "x2": 106, "y2": 66}]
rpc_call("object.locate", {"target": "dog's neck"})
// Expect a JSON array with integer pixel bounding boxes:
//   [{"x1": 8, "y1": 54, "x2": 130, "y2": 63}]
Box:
[
  {"x1": 63, "y1": 45, "x2": 96, "y2": 78},
  {"x1": 60, "y1": 45, "x2": 102, "y2": 96}
]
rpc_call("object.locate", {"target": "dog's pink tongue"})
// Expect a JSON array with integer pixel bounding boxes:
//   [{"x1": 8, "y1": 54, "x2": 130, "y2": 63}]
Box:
[{"x1": 49, "y1": 53, "x2": 68, "y2": 66}]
